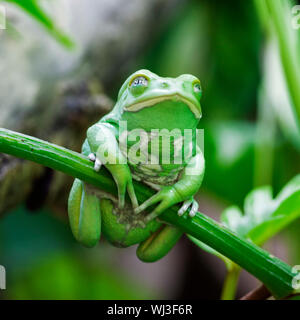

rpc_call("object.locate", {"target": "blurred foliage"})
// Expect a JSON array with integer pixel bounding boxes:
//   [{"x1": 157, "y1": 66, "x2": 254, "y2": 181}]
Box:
[
  {"x1": 7, "y1": 253, "x2": 152, "y2": 300},
  {"x1": 142, "y1": 0, "x2": 261, "y2": 119},
  {"x1": 1, "y1": 0, "x2": 74, "y2": 48},
  {"x1": 0, "y1": 207, "x2": 155, "y2": 299},
  {"x1": 205, "y1": 121, "x2": 255, "y2": 205},
  {"x1": 136, "y1": 0, "x2": 300, "y2": 205}
]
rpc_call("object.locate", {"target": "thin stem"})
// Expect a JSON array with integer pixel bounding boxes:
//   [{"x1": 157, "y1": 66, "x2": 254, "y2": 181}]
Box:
[
  {"x1": 0, "y1": 128, "x2": 296, "y2": 299},
  {"x1": 221, "y1": 264, "x2": 241, "y2": 300},
  {"x1": 254, "y1": 89, "x2": 276, "y2": 187}
]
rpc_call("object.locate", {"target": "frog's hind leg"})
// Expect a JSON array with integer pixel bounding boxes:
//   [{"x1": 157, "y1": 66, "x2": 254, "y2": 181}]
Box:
[
  {"x1": 68, "y1": 178, "x2": 101, "y2": 247},
  {"x1": 136, "y1": 225, "x2": 183, "y2": 262}
]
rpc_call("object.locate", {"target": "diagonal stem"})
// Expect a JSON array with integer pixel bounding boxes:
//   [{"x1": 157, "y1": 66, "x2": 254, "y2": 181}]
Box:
[{"x1": 0, "y1": 127, "x2": 296, "y2": 299}]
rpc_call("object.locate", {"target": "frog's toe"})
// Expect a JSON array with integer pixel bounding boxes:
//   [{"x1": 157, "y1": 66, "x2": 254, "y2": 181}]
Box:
[
  {"x1": 178, "y1": 198, "x2": 198, "y2": 217},
  {"x1": 94, "y1": 158, "x2": 102, "y2": 172},
  {"x1": 127, "y1": 182, "x2": 139, "y2": 209},
  {"x1": 88, "y1": 153, "x2": 96, "y2": 162},
  {"x1": 134, "y1": 194, "x2": 160, "y2": 214},
  {"x1": 178, "y1": 199, "x2": 193, "y2": 216},
  {"x1": 189, "y1": 200, "x2": 198, "y2": 217}
]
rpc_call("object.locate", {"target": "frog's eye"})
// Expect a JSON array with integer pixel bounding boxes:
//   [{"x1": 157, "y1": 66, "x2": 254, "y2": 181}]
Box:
[
  {"x1": 193, "y1": 83, "x2": 201, "y2": 93},
  {"x1": 130, "y1": 76, "x2": 148, "y2": 95},
  {"x1": 131, "y1": 76, "x2": 148, "y2": 87},
  {"x1": 193, "y1": 82, "x2": 202, "y2": 99}
]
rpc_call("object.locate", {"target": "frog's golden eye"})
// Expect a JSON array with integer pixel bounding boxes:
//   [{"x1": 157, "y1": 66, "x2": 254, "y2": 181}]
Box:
[{"x1": 130, "y1": 76, "x2": 149, "y2": 95}]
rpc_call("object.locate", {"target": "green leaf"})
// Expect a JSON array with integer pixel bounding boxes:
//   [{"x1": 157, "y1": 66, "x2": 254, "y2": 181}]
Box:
[
  {"x1": 190, "y1": 174, "x2": 300, "y2": 258},
  {"x1": 221, "y1": 186, "x2": 275, "y2": 241},
  {"x1": 249, "y1": 175, "x2": 300, "y2": 245},
  {"x1": 2, "y1": 0, "x2": 74, "y2": 49}
]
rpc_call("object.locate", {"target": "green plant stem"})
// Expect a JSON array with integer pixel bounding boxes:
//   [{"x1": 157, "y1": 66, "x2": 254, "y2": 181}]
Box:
[
  {"x1": 260, "y1": 0, "x2": 300, "y2": 126},
  {"x1": 221, "y1": 264, "x2": 241, "y2": 300},
  {"x1": 0, "y1": 128, "x2": 296, "y2": 299},
  {"x1": 254, "y1": 90, "x2": 276, "y2": 187}
]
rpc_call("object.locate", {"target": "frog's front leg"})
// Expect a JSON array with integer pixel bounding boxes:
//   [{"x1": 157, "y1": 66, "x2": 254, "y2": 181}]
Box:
[
  {"x1": 87, "y1": 122, "x2": 138, "y2": 209},
  {"x1": 135, "y1": 149, "x2": 205, "y2": 221}
]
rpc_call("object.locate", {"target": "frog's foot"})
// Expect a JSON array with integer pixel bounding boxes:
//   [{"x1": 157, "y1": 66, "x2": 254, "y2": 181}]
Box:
[
  {"x1": 134, "y1": 186, "x2": 182, "y2": 222},
  {"x1": 178, "y1": 198, "x2": 198, "y2": 217},
  {"x1": 89, "y1": 153, "x2": 138, "y2": 209},
  {"x1": 117, "y1": 180, "x2": 138, "y2": 210},
  {"x1": 113, "y1": 202, "x2": 144, "y2": 228},
  {"x1": 88, "y1": 153, "x2": 102, "y2": 172},
  {"x1": 88, "y1": 153, "x2": 96, "y2": 162},
  {"x1": 131, "y1": 219, "x2": 147, "y2": 229},
  {"x1": 134, "y1": 188, "x2": 199, "y2": 222}
]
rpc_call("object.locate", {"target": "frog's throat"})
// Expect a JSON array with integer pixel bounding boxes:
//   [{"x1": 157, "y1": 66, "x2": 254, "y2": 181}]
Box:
[{"x1": 124, "y1": 94, "x2": 201, "y2": 119}]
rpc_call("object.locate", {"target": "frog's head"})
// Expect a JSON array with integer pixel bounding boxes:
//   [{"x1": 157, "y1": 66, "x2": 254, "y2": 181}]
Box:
[{"x1": 115, "y1": 70, "x2": 202, "y2": 129}]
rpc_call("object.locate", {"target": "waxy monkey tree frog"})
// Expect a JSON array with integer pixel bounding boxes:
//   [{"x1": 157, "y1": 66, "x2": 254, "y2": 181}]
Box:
[{"x1": 68, "y1": 69, "x2": 205, "y2": 262}]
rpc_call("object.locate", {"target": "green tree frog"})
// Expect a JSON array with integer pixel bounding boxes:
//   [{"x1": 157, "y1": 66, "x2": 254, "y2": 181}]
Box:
[{"x1": 68, "y1": 69, "x2": 205, "y2": 262}]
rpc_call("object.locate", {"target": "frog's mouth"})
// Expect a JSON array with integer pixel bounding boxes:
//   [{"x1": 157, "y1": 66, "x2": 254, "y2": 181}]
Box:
[{"x1": 125, "y1": 94, "x2": 201, "y2": 119}]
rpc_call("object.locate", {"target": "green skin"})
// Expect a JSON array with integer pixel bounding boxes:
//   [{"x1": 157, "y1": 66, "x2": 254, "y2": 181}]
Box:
[{"x1": 68, "y1": 69, "x2": 205, "y2": 262}]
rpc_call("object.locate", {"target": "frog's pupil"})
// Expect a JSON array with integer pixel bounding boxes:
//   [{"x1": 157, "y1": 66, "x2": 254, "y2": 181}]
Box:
[
  {"x1": 132, "y1": 77, "x2": 148, "y2": 87},
  {"x1": 194, "y1": 84, "x2": 201, "y2": 92}
]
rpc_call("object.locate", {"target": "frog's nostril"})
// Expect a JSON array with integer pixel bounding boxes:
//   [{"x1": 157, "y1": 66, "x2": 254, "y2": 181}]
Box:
[{"x1": 161, "y1": 82, "x2": 169, "y2": 88}]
